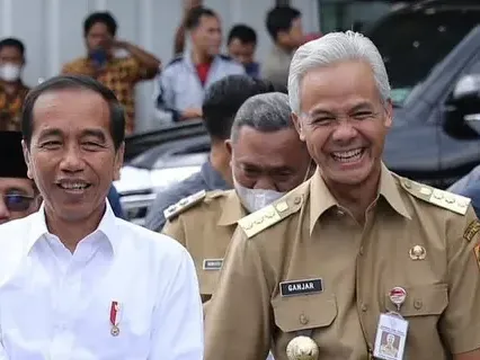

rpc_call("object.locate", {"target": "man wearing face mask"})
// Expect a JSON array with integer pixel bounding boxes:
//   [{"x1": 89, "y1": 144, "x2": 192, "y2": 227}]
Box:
[
  {"x1": 162, "y1": 92, "x2": 312, "y2": 306},
  {"x1": 0, "y1": 38, "x2": 29, "y2": 131}
]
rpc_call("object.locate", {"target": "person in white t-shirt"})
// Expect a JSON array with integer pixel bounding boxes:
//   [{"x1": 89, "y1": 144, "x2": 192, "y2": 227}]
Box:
[{"x1": 0, "y1": 74, "x2": 203, "y2": 360}]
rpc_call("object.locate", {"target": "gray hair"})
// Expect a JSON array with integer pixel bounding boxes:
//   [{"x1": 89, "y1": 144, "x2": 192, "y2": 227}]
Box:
[
  {"x1": 288, "y1": 30, "x2": 391, "y2": 115},
  {"x1": 230, "y1": 92, "x2": 293, "y2": 142}
]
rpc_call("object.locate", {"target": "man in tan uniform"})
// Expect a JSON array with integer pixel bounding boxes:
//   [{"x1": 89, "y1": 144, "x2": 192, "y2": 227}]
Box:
[
  {"x1": 204, "y1": 31, "x2": 480, "y2": 360},
  {"x1": 162, "y1": 92, "x2": 312, "y2": 304}
]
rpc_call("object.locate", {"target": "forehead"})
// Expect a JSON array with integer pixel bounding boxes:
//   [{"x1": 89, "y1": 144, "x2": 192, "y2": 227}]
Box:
[
  {"x1": 300, "y1": 60, "x2": 380, "y2": 111},
  {"x1": 88, "y1": 22, "x2": 110, "y2": 35},
  {"x1": 229, "y1": 38, "x2": 254, "y2": 49},
  {"x1": 0, "y1": 46, "x2": 22, "y2": 59},
  {"x1": 234, "y1": 127, "x2": 302, "y2": 165},
  {"x1": 0, "y1": 177, "x2": 34, "y2": 192},
  {"x1": 32, "y1": 89, "x2": 111, "y2": 135},
  {"x1": 198, "y1": 15, "x2": 220, "y2": 29}
]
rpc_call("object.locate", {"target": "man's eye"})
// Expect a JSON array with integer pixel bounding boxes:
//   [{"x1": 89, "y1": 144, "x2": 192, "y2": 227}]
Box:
[
  {"x1": 353, "y1": 112, "x2": 373, "y2": 120},
  {"x1": 41, "y1": 141, "x2": 61, "y2": 148}
]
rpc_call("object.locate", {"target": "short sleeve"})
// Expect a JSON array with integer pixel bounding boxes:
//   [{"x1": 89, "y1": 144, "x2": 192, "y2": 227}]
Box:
[
  {"x1": 162, "y1": 218, "x2": 187, "y2": 247},
  {"x1": 439, "y1": 206, "x2": 480, "y2": 354}
]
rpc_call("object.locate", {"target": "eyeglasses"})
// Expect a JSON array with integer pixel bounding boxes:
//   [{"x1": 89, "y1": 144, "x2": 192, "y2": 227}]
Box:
[{"x1": 3, "y1": 194, "x2": 35, "y2": 212}]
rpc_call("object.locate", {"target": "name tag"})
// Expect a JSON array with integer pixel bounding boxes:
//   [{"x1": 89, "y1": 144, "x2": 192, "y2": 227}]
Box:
[
  {"x1": 280, "y1": 278, "x2": 323, "y2": 297},
  {"x1": 203, "y1": 259, "x2": 223, "y2": 271}
]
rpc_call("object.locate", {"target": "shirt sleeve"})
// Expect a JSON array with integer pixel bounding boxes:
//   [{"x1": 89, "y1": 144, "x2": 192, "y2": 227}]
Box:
[
  {"x1": 124, "y1": 57, "x2": 158, "y2": 82},
  {"x1": 149, "y1": 244, "x2": 204, "y2": 360},
  {"x1": 162, "y1": 219, "x2": 187, "y2": 247},
  {"x1": 439, "y1": 206, "x2": 480, "y2": 354},
  {"x1": 204, "y1": 229, "x2": 272, "y2": 360},
  {"x1": 153, "y1": 70, "x2": 181, "y2": 123}
]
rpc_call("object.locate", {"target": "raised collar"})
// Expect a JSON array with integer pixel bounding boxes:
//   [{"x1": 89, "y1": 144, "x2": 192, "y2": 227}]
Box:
[
  {"x1": 27, "y1": 201, "x2": 120, "y2": 255},
  {"x1": 309, "y1": 163, "x2": 411, "y2": 234},
  {"x1": 217, "y1": 190, "x2": 246, "y2": 226}
]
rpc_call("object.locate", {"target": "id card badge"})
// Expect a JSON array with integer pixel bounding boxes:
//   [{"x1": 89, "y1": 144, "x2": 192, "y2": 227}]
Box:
[{"x1": 373, "y1": 313, "x2": 409, "y2": 360}]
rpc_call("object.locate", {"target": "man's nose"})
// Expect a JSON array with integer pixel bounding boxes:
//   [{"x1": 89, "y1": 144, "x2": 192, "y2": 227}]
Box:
[
  {"x1": 59, "y1": 147, "x2": 85, "y2": 173},
  {"x1": 253, "y1": 177, "x2": 276, "y2": 191},
  {"x1": 0, "y1": 197, "x2": 11, "y2": 224},
  {"x1": 331, "y1": 120, "x2": 358, "y2": 143}
]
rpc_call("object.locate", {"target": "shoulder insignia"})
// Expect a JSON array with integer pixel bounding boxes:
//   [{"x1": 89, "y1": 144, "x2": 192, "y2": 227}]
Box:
[
  {"x1": 167, "y1": 55, "x2": 183, "y2": 67},
  {"x1": 205, "y1": 189, "x2": 227, "y2": 200},
  {"x1": 219, "y1": 54, "x2": 233, "y2": 61},
  {"x1": 237, "y1": 193, "x2": 304, "y2": 239},
  {"x1": 163, "y1": 190, "x2": 207, "y2": 221},
  {"x1": 464, "y1": 220, "x2": 480, "y2": 242},
  {"x1": 400, "y1": 178, "x2": 470, "y2": 215}
]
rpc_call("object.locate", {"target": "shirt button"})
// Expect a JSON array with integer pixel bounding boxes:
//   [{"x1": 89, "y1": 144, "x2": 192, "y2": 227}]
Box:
[
  {"x1": 414, "y1": 299, "x2": 423, "y2": 310},
  {"x1": 359, "y1": 246, "x2": 364, "y2": 256},
  {"x1": 361, "y1": 303, "x2": 368, "y2": 312},
  {"x1": 299, "y1": 314, "x2": 309, "y2": 325},
  {"x1": 336, "y1": 208, "x2": 345, "y2": 216}
]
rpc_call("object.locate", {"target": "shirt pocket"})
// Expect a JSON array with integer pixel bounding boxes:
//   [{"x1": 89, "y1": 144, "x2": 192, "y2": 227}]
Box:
[
  {"x1": 272, "y1": 293, "x2": 338, "y2": 333},
  {"x1": 383, "y1": 283, "x2": 448, "y2": 317}
]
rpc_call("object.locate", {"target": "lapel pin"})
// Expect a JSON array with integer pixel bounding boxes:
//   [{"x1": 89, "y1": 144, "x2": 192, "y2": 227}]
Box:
[
  {"x1": 409, "y1": 245, "x2": 426, "y2": 260},
  {"x1": 110, "y1": 301, "x2": 121, "y2": 337},
  {"x1": 389, "y1": 287, "x2": 407, "y2": 312}
]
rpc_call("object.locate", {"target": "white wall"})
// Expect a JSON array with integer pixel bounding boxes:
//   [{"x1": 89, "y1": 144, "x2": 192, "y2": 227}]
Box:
[{"x1": 0, "y1": 0, "x2": 319, "y2": 132}]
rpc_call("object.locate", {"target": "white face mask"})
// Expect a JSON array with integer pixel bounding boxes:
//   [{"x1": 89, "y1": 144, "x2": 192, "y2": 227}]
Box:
[
  {"x1": 234, "y1": 177, "x2": 286, "y2": 213},
  {"x1": 0, "y1": 63, "x2": 21, "y2": 82}
]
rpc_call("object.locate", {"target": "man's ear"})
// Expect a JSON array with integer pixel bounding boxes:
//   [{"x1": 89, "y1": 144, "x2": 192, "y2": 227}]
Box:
[
  {"x1": 113, "y1": 142, "x2": 125, "y2": 181},
  {"x1": 291, "y1": 112, "x2": 306, "y2": 141},
  {"x1": 384, "y1": 99, "x2": 393, "y2": 129},
  {"x1": 21, "y1": 140, "x2": 34, "y2": 180}
]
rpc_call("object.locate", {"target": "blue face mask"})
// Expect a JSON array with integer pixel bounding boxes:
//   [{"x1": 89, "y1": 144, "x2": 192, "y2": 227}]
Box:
[
  {"x1": 90, "y1": 48, "x2": 107, "y2": 68},
  {"x1": 233, "y1": 177, "x2": 286, "y2": 213}
]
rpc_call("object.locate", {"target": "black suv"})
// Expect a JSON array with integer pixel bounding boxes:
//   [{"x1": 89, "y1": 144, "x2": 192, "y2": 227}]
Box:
[{"x1": 368, "y1": 0, "x2": 480, "y2": 188}]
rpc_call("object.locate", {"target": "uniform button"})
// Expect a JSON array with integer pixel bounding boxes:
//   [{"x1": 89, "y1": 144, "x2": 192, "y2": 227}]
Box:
[
  {"x1": 361, "y1": 303, "x2": 368, "y2": 312},
  {"x1": 414, "y1": 299, "x2": 423, "y2": 310},
  {"x1": 294, "y1": 197, "x2": 301, "y2": 205},
  {"x1": 359, "y1": 246, "x2": 364, "y2": 256},
  {"x1": 336, "y1": 208, "x2": 345, "y2": 216},
  {"x1": 299, "y1": 314, "x2": 309, "y2": 325}
]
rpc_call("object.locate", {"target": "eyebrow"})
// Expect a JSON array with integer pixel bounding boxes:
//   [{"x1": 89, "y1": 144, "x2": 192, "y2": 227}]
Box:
[
  {"x1": 37, "y1": 128, "x2": 63, "y2": 140},
  {"x1": 5, "y1": 187, "x2": 31, "y2": 195},
  {"x1": 81, "y1": 129, "x2": 107, "y2": 143}
]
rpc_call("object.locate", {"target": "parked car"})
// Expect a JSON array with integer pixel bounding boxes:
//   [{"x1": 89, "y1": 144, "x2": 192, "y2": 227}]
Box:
[
  {"x1": 115, "y1": 120, "x2": 210, "y2": 225},
  {"x1": 367, "y1": 0, "x2": 480, "y2": 188}
]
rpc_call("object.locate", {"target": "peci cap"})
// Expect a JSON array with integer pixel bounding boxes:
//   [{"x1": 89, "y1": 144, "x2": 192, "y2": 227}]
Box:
[{"x1": 0, "y1": 131, "x2": 28, "y2": 178}]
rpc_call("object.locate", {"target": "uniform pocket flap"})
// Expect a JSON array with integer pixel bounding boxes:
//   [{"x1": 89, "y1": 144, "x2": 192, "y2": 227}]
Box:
[
  {"x1": 384, "y1": 283, "x2": 448, "y2": 317},
  {"x1": 272, "y1": 294, "x2": 337, "y2": 332}
]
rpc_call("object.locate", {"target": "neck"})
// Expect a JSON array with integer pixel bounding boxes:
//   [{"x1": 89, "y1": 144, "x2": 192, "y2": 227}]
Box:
[
  {"x1": 0, "y1": 80, "x2": 20, "y2": 94},
  {"x1": 325, "y1": 164, "x2": 382, "y2": 224},
  {"x1": 209, "y1": 143, "x2": 232, "y2": 186},
  {"x1": 276, "y1": 43, "x2": 293, "y2": 54},
  {"x1": 191, "y1": 48, "x2": 213, "y2": 64},
  {"x1": 44, "y1": 203, "x2": 106, "y2": 253}
]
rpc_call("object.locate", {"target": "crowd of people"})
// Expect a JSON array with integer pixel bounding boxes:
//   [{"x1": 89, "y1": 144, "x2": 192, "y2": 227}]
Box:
[{"x1": 0, "y1": 1, "x2": 479, "y2": 360}]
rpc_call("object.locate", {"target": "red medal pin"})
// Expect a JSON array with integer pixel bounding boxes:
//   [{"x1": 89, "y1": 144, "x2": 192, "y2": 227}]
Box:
[
  {"x1": 110, "y1": 301, "x2": 121, "y2": 336},
  {"x1": 389, "y1": 287, "x2": 407, "y2": 312}
]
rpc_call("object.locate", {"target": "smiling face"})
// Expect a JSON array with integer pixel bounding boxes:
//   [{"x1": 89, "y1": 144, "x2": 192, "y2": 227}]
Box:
[
  {"x1": 293, "y1": 60, "x2": 392, "y2": 187},
  {"x1": 23, "y1": 89, "x2": 124, "y2": 224}
]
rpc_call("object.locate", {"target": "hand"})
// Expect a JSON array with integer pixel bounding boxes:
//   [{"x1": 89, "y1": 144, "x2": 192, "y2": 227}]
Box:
[
  {"x1": 181, "y1": 108, "x2": 203, "y2": 120},
  {"x1": 183, "y1": 0, "x2": 203, "y2": 12},
  {"x1": 110, "y1": 39, "x2": 128, "y2": 50}
]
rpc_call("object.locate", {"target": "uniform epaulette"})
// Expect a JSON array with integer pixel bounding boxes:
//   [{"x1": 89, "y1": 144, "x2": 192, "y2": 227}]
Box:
[
  {"x1": 400, "y1": 178, "x2": 470, "y2": 215},
  {"x1": 166, "y1": 55, "x2": 183, "y2": 67},
  {"x1": 238, "y1": 191, "x2": 304, "y2": 239},
  {"x1": 219, "y1": 54, "x2": 234, "y2": 61},
  {"x1": 164, "y1": 190, "x2": 207, "y2": 221}
]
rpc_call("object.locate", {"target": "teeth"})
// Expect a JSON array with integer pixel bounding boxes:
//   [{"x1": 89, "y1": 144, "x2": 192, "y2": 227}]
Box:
[
  {"x1": 59, "y1": 183, "x2": 88, "y2": 190},
  {"x1": 332, "y1": 148, "x2": 363, "y2": 162}
]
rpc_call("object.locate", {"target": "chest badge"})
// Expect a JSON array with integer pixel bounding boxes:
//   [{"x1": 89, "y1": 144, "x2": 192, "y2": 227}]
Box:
[
  {"x1": 408, "y1": 245, "x2": 426, "y2": 260},
  {"x1": 110, "y1": 301, "x2": 121, "y2": 337},
  {"x1": 280, "y1": 278, "x2": 323, "y2": 297},
  {"x1": 286, "y1": 336, "x2": 319, "y2": 360},
  {"x1": 389, "y1": 287, "x2": 407, "y2": 312}
]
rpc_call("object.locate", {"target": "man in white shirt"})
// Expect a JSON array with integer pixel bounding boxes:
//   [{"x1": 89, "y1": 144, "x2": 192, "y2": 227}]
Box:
[{"x1": 0, "y1": 74, "x2": 204, "y2": 360}]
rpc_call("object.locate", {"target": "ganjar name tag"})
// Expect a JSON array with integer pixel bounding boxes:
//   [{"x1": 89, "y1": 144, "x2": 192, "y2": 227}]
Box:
[
  {"x1": 280, "y1": 278, "x2": 323, "y2": 297},
  {"x1": 203, "y1": 259, "x2": 223, "y2": 271}
]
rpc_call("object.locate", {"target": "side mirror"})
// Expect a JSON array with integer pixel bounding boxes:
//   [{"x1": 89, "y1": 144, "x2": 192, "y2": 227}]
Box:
[{"x1": 444, "y1": 74, "x2": 480, "y2": 139}]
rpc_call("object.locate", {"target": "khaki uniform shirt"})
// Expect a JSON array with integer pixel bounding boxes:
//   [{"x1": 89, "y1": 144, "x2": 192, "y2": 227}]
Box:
[
  {"x1": 162, "y1": 189, "x2": 246, "y2": 303},
  {"x1": 205, "y1": 165, "x2": 480, "y2": 360}
]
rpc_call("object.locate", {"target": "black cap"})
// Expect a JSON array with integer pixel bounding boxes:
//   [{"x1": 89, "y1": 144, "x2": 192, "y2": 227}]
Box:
[{"x1": 0, "y1": 131, "x2": 28, "y2": 178}]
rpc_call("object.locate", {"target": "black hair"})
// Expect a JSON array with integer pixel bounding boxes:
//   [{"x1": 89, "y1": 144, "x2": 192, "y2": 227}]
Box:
[
  {"x1": 185, "y1": 7, "x2": 218, "y2": 31},
  {"x1": 22, "y1": 75, "x2": 125, "y2": 150},
  {"x1": 266, "y1": 6, "x2": 301, "y2": 41},
  {"x1": 0, "y1": 38, "x2": 25, "y2": 57},
  {"x1": 227, "y1": 24, "x2": 257, "y2": 45},
  {"x1": 84, "y1": 11, "x2": 118, "y2": 37},
  {"x1": 202, "y1": 75, "x2": 276, "y2": 141}
]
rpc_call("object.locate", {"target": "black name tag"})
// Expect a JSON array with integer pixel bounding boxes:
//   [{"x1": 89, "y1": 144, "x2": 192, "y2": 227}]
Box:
[
  {"x1": 203, "y1": 259, "x2": 223, "y2": 271},
  {"x1": 280, "y1": 278, "x2": 323, "y2": 297}
]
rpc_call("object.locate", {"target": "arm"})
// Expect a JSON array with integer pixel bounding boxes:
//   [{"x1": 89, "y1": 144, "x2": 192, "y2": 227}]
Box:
[
  {"x1": 440, "y1": 207, "x2": 480, "y2": 356},
  {"x1": 153, "y1": 70, "x2": 181, "y2": 123},
  {"x1": 162, "y1": 219, "x2": 187, "y2": 247},
  {"x1": 204, "y1": 229, "x2": 272, "y2": 360},
  {"x1": 149, "y1": 244, "x2": 203, "y2": 360},
  {"x1": 118, "y1": 41, "x2": 161, "y2": 79},
  {"x1": 173, "y1": 24, "x2": 187, "y2": 57}
]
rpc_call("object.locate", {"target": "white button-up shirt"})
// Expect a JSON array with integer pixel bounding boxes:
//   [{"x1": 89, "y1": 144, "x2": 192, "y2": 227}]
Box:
[{"x1": 0, "y1": 203, "x2": 203, "y2": 360}]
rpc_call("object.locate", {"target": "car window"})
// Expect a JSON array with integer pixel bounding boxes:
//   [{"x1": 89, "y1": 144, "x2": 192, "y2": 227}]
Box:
[{"x1": 368, "y1": 8, "x2": 480, "y2": 106}]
